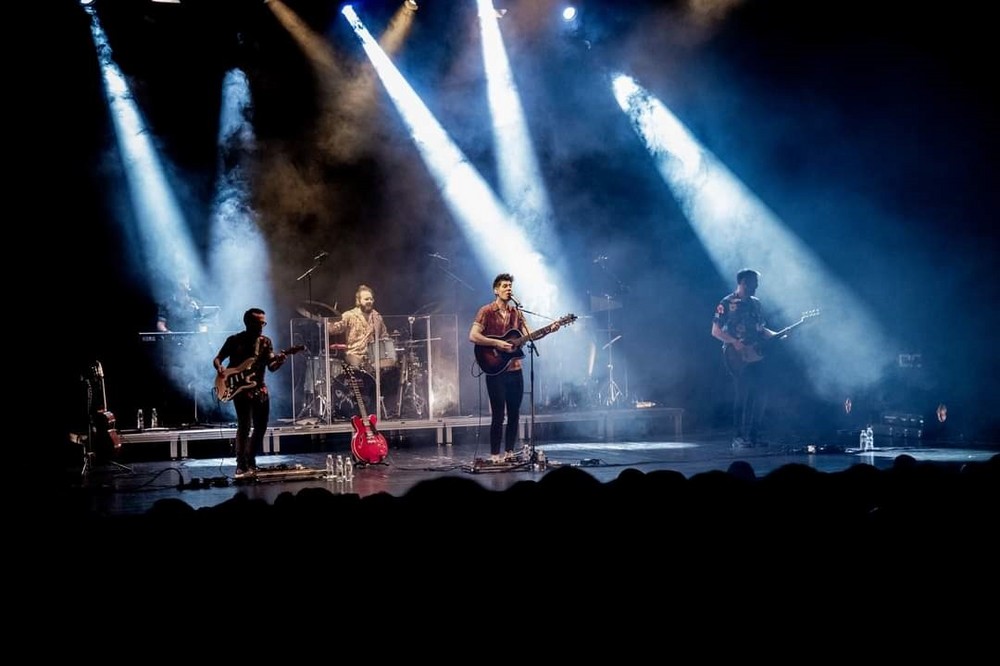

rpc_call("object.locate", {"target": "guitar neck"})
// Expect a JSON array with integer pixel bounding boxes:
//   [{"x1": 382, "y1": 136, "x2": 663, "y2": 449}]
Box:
[
  {"x1": 346, "y1": 369, "x2": 369, "y2": 419},
  {"x1": 775, "y1": 319, "x2": 806, "y2": 337},
  {"x1": 515, "y1": 321, "x2": 558, "y2": 346}
]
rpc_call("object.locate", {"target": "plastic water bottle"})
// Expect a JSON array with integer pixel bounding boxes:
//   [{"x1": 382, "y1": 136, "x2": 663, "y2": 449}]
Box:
[
  {"x1": 136, "y1": 408, "x2": 144, "y2": 432},
  {"x1": 150, "y1": 408, "x2": 158, "y2": 429},
  {"x1": 335, "y1": 455, "x2": 345, "y2": 479},
  {"x1": 325, "y1": 454, "x2": 334, "y2": 479},
  {"x1": 343, "y1": 457, "x2": 354, "y2": 481},
  {"x1": 865, "y1": 425, "x2": 874, "y2": 450}
]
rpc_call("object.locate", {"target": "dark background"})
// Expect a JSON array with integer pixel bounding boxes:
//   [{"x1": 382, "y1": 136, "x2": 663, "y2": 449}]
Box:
[{"x1": 42, "y1": 0, "x2": 998, "y2": 450}]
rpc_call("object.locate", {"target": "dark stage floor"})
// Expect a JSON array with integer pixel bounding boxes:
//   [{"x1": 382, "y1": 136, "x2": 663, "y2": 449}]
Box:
[{"x1": 66, "y1": 429, "x2": 998, "y2": 518}]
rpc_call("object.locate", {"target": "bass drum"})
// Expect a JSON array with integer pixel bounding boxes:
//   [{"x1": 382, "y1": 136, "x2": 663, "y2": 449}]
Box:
[{"x1": 331, "y1": 368, "x2": 375, "y2": 420}]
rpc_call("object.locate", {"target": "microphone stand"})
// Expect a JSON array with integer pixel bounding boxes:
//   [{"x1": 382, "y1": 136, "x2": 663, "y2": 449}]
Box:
[
  {"x1": 514, "y1": 300, "x2": 542, "y2": 469},
  {"x1": 295, "y1": 254, "x2": 327, "y2": 424}
]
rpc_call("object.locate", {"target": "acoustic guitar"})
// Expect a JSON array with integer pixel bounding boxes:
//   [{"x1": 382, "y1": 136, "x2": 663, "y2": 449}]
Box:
[
  {"x1": 475, "y1": 314, "x2": 578, "y2": 375},
  {"x1": 343, "y1": 363, "x2": 389, "y2": 465},
  {"x1": 723, "y1": 309, "x2": 820, "y2": 377},
  {"x1": 91, "y1": 360, "x2": 122, "y2": 456},
  {"x1": 215, "y1": 345, "x2": 304, "y2": 402}
]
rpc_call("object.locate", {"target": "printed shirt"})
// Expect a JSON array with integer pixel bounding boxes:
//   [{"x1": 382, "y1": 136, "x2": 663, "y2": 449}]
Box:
[
  {"x1": 712, "y1": 293, "x2": 766, "y2": 347},
  {"x1": 218, "y1": 332, "x2": 274, "y2": 394},
  {"x1": 474, "y1": 302, "x2": 524, "y2": 372},
  {"x1": 329, "y1": 307, "x2": 388, "y2": 359}
]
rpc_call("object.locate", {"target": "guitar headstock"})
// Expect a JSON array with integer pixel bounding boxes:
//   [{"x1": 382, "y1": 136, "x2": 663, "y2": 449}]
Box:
[
  {"x1": 800, "y1": 309, "x2": 821, "y2": 322},
  {"x1": 559, "y1": 314, "x2": 578, "y2": 326}
]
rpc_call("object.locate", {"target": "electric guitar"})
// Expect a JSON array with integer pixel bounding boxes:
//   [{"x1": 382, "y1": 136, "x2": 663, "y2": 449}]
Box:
[
  {"x1": 215, "y1": 345, "x2": 304, "y2": 402},
  {"x1": 474, "y1": 314, "x2": 578, "y2": 376},
  {"x1": 91, "y1": 360, "x2": 122, "y2": 456},
  {"x1": 723, "y1": 309, "x2": 820, "y2": 377},
  {"x1": 343, "y1": 363, "x2": 389, "y2": 465}
]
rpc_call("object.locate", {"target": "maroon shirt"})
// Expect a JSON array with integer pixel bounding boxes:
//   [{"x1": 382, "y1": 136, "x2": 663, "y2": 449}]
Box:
[{"x1": 474, "y1": 302, "x2": 525, "y2": 372}]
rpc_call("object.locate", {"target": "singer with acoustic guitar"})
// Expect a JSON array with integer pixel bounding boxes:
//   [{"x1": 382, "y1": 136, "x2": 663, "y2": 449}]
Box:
[
  {"x1": 213, "y1": 308, "x2": 293, "y2": 479},
  {"x1": 470, "y1": 273, "x2": 565, "y2": 464},
  {"x1": 711, "y1": 268, "x2": 777, "y2": 449}
]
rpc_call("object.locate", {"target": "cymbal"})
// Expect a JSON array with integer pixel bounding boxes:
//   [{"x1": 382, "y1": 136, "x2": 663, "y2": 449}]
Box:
[{"x1": 296, "y1": 300, "x2": 340, "y2": 320}]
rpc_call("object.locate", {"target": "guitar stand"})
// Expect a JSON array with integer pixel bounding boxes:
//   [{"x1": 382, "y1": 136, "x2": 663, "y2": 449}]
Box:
[
  {"x1": 81, "y1": 449, "x2": 134, "y2": 478},
  {"x1": 78, "y1": 428, "x2": 134, "y2": 479},
  {"x1": 80, "y1": 365, "x2": 134, "y2": 479}
]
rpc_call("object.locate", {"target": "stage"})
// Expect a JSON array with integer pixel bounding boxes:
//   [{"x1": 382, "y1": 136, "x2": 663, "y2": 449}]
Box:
[{"x1": 65, "y1": 414, "x2": 996, "y2": 519}]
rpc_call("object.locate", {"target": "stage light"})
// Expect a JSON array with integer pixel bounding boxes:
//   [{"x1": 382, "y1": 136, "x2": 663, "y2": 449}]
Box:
[{"x1": 562, "y1": 6, "x2": 577, "y2": 21}]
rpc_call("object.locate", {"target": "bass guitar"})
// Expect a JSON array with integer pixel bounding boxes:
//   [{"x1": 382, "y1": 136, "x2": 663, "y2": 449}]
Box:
[
  {"x1": 343, "y1": 363, "x2": 388, "y2": 465},
  {"x1": 215, "y1": 345, "x2": 304, "y2": 402},
  {"x1": 723, "y1": 309, "x2": 820, "y2": 377},
  {"x1": 475, "y1": 314, "x2": 578, "y2": 376}
]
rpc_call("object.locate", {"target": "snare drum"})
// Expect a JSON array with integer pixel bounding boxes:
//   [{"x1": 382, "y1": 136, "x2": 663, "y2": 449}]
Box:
[{"x1": 367, "y1": 338, "x2": 399, "y2": 370}]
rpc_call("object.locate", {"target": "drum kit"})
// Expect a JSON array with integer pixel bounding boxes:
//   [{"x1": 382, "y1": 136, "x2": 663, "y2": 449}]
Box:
[{"x1": 296, "y1": 326, "x2": 430, "y2": 423}]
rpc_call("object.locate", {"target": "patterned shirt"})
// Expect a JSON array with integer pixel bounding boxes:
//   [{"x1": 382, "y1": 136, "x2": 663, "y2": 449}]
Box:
[
  {"x1": 713, "y1": 292, "x2": 766, "y2": 348},
  {"x1": 328, "y1": 307, "x2": 389, "y2": 360},
  {"x1": 216, "y1": 332, "x2": 275, "y2": 397}
]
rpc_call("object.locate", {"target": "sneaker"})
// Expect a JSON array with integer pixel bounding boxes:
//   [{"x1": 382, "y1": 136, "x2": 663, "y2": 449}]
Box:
[
  {"x1": 503, "y1": 450, "x2": 518, "y2": 461},
  {"x1": 234, "y1": 468, "x2": 250, "y2": 479},
  {"x1": 489, "y1": 454, "x2": 503, "y2": 464}
]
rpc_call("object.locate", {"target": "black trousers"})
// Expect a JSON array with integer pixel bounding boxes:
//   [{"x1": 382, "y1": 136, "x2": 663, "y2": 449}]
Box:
[
  {"x1": 233, "y1": 389, "x2": 270, "y2": 470},
  {"x1": 732, "y1": 362, "x2": 767, "y2": 443},
  {"x1": 485, "y1": 369, "x2": 524, "y2": 455}
]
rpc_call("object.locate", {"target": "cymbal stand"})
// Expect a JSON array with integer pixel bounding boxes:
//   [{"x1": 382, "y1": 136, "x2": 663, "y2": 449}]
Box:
[
  {"x1": 592, "y1": 257, "x2": 628, "y2": 408},
  {"x1": 599, "y1": 296, "x2": 624, "y2": 408},
  {"x1": 602, "y1": 332, "x2": 623, "y2": 407},
  {"x1": 295, "y1": 355, "x2": 327, "y2": 422},
  {"x1": 397, "y1": 317, "x2": 427, "y2": 419}
]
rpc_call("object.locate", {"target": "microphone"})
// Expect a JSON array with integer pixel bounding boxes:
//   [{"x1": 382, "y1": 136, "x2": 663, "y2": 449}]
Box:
[
  {"x1": 314, "y1": 251, "x2": 329, "y2": 263},
  {"x1": 509, "y1": 294, "x2": 522, "y2": 309},
  {"x1": 428, "y1": 252, "x2": 449, "y2": 261}
]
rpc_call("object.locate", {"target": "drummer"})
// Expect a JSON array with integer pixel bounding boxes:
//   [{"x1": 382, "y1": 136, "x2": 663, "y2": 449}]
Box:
[{"x1": 327, "y1": 284, "x2": 390, "y2": 373}]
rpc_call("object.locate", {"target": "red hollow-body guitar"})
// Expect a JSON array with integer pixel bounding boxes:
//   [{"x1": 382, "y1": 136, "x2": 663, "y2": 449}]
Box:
[
  {"x1": 474, "y1": 314, "x2": 578, "y2": 375},
  {"x1": 343, "y1": 363, "x2": 388, "y2": 464}
]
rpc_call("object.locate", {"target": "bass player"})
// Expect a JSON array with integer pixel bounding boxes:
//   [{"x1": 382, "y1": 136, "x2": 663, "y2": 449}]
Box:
[
  {"x1": 213, "y1": 308, "x2": 289, "y2": 478},
  {"x1": 711, "y1": 268, "x2": 777, "y2": 449}
]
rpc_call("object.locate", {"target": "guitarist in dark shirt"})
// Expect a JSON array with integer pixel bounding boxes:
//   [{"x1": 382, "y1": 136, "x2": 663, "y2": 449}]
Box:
[
  {"x1": 711, "y1": 269, "x2": 776, "y2": 449},
  {"x1": 469, "y1": 273, "x2": 560, "y2": 463},
  {"x1": 213, "y1": 308, "x2": 288, "y2": 478}
]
